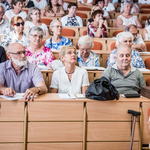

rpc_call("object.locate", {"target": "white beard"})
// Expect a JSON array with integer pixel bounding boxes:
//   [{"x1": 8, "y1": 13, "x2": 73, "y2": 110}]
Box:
[{"x1": 11, "y1": 56, "x2": 27, "y2": 67}]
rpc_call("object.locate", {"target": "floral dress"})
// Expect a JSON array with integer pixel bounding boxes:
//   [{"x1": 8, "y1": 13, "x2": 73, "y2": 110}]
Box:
[{"x1": 25, "y1": 46, "x2": 54, "y2": 68}]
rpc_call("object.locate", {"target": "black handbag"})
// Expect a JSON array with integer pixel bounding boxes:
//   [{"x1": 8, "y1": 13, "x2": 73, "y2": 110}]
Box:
[
  {"x1": 85, "y1": 76, "x2": 119, "y2": 100},
  {"x1": 25, "y1": 0, "x2": 35, "y2": 8}
]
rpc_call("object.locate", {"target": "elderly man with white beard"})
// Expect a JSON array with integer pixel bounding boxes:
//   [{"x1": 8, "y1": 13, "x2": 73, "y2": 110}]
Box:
[{"x1": 0, "y1": 43, "x2": 47, "y2": 101}]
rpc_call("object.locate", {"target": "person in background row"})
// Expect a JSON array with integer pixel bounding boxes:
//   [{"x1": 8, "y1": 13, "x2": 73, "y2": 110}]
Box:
[
  {"x1": 116, "y1": 1, "x2": 142, "y2": 28},
  {"x1": 0, "y1": 3, "x2": 11, "y2": 35},
  {"x1": 116, "y1": 25, "x2": 146, "y2": 52},
  {"x1": 87, "y1": 9, "x2": 107, "y2": 38},
  {"x1": 31, "y1": 0, "x2": 47, "y2": 9},
  {"x1": 58, "y1": 0, "x2": 68, "y2": 11},
  {"x1": 0, "y1": 43, "x2": 48, "y2": 101},
  {"x1": 45, "y1": 0, "x2": 65, "y2": 17},
  {"x1": 143, "y1": 15, "x2": 150, "y2": 40},
  {"x1": 4, "y1": 0, "x2": 27, "y2": 22},
  {"x1": 44, "y1": 20, "x2": 73, "y2": 52},
  {"x1": 61, "y1": 2, "x2": 83, "y2": 27},
  {"x1": 24, "y1": 7, "x2": 50, "y2": 37},
  {"x1": 145, "y1": 14, "x2": 150, "y2": 28},
  {"x1": 77, "y1": 35, "x2": 100, "y2": 67},
  {"x1": 107, "y1": 32, "x2": 145, "y2": 68},
  {"x1": 0, "y1": 46, "x2": 6, "y2": 63},
  {"x1": 0, "y1": 16, "x2": 29, "y2": 50},
  {"x1": 102, "y1": 45, "x2": 146, "y2": 94},
  {"x1": 50, "y1": 45, "x2": 90, "y2": 94},
  {"x1": 77, "y1": 0, "x2": 93, "y2": 6},
  {"x1": 25, "y1": 26, "x2": 54, "y2": 68},
  {"x1": 3, "y1": 0, "x2": 12, "y2": 11},
  {"x1": 138, "y1": 0, "x2": 150, "y2": 4}
]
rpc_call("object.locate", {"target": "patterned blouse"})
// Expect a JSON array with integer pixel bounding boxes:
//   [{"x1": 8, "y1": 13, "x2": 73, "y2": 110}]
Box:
[
  {"x1": 106, "y1": 49, "x2": 145, "y2": 68},
  {"x1": 145, "y1": 20, "x2": 150, "y2": 28},
  {"x1": 87, "y1": 24, "x2": 107, "y2": 38},
  {"x1": 25, "y1": 46, "x2": 54, "y2": 68},
  {"x1": 3, "y1": 0, "x2": 11, "y2": 11},
  {"x1": 65, "y1": 17, "x2": 80, "y2": 26}
]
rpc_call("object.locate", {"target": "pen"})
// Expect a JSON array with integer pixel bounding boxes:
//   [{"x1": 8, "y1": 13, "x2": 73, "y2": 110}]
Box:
[{"x1": 68, "y1": 94, "x2": 71, "y2": 97}]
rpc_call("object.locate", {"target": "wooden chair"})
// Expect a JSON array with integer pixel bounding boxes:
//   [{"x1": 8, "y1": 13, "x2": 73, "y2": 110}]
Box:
[
  {"x1": 146, "y1": 77, "x2": 150, "y2": 86},
  {"x1": 108, "y1": 12, "x2": 115, "y2": 19},
  {"x1": 107, "y1": 38, "x2": 116, "y2": 51},
  {"x1": 22, "y1": 8, "x2": 29, "y2": 14},
  {"x1": 144, "y1": 58, "x2": 150, "y2": 69},
  {"x1": 112, "y1": 30, "x2": 124, "y2": 37},
  {"x1": 138, "y1": 4, "x2": 150, "y2": 9},
  {"x1": 62, "y1": 27, "x2": 79, "y2": 37},
  {"x1": 79, "y1": 27, "x2": 87, "y2": 36},
  {"x1": 107, "y1": 27, "x2": 124, "y2": 38},
  {"x1": 141, "y1": 9, "x2": 150, "y2": 14},
  {"x1": 139, "y1": 14, "x2": 148, "y2": 21},
  {"x1": 78, "y1": 7, "x2": 91, "y2": 11},
  {"x1": 41, "y1": 17, "x2": 53, "y2": 26},
  {"x1": 146, "y1": 43, "x2": 150, "y2": 52},
  {"x1": 110, "y1": 42, "x2": 116, "y2": 51}
]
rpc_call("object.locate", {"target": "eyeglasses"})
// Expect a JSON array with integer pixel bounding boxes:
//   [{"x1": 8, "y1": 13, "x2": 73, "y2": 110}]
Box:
[
  {"x1": 31, "y1": 34, "x2": 43, "y2": 39},
  {"x1": 8, "y1": 51, "x2": 27, "y2": 55},
  {"x1": 14, "y1": 22, "x2": 24, "y2": 26},
  {"x1": 33, "y1": 13, "x2": 41, "y2": 15},
  {"x1": 65, "y1": 51, "x2": 78, "y2": 55},
  {"x1": 53, "y1": 25, "x2": 62, "y2": 28},
  {"x1": 80, "y1": 48, "x2": 91, "y2": 52}
]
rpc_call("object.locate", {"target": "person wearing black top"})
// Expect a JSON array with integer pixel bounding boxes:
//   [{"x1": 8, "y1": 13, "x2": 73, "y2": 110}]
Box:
[{"x1": 0, "y1": 46, "x2": 6, "y2": 63}]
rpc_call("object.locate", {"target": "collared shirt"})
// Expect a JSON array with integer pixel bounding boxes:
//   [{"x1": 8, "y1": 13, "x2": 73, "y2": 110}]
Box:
[
  {"x1": 0, "y1": 19, "x2": 11, "y2": 35},
  {"x1": 0, "y1": 60, "x2": 44, "y2": 93},
  {"x1": 102, "y1": 64, "x2": 146, "y2": 94},
  {"x1": 106, "y1": 49, "x2": 145, "y2": 68},
  {"x1": 77, "y1": 51, "x2": 100, "y2": 67}
]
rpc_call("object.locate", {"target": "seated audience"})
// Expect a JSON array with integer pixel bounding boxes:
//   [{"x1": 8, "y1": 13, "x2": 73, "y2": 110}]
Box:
[
  {"x1": 24, "y1": 7, "x2": 49, "y2": 37},
  {"x1": 26, "y1": 26, "x2": 54, "y2": 68},
  {"x1": 143, "y1": 25, "x2": 150, "y2": 40},
  {"x1": 44, "y1": 20, "x2": 73, "y2": 51},
  {"x1": 50, "y1": 45, "x2": 90, "y2": 94},
  {"x1": 0, "y1": 16, "x2": 29, "y2": 50},
  {"x1": 58, "y1": 0, "x2": 69, "y2": 11},
  {"x1": 77, "y1": 0, "x2": 93, "y2": 6},
  {"x1": 77, "y1": 35, "x2": 100, "y2": 67},
  {"x1": 107, "y1": 32, "x2": 145, "y2": 68},
  {"x1": 31, "y1": 0, "x2": 47, "y2": 9},
  {"x1": 87, "y1": 9, "x2": 107, "y2": 38},
  {"x1": 116, "y1": 25, "x2": 146, "y2": 52},
  {"x1": 120, "y1": 0, "x2": 140, "y2": 14},
  {"x1": 0, "y1": 46, "x2": 6, "y2": 63},
  {"x1": 61, "y1": 2, "x2": 83, "y2": 27},
  {"x1": 102, "y1": 45, "x2": 146, "y2": 94},
  {"x1": 3, "y1": 0, "x2": 12, "y2": 11},
  {"x1": 0, "y1": 43, "x2": 47, "y2": 101},
  {"x1": 138, "y1": 0, "x2": 150, "y2": 4},
  {"x1": 45, "y1": 0, "x2": 65, "y2": 17},
  {"x1": 87, "y1": 5, "x2": 109, "y2": 26},
  {"x1": 116, "y1": 1, "x2": 142, "y2": 28},
  {"x1": 95, "y1": 0, "x2": 115, "y2": 14},
  {"x1": 4, "y1": 0, "x2": 27, "y2": 22},
  {"x1": 0, "y1": 3, "x2": 11, "y2": 35},
  {"x1": 111, "y1": 0, "x2": 118, "y2": 8},
  {"x1": 145, "y1": 14, "x2": 150, "y2": 28}
]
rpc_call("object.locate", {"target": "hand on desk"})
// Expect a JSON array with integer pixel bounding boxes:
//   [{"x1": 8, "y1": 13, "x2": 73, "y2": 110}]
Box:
[{"x1": 1, "y1": 87, "x2": 16, "y2": 97}]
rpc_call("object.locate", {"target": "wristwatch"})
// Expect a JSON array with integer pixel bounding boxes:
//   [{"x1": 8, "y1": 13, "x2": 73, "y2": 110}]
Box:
[{"x1": 36, "y1": 87, "x2": 41, "y2": 94}]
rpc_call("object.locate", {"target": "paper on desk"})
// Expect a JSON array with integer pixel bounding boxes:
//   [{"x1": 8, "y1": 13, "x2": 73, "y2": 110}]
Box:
[
  {"x1": 38, "y1": 65, "x2": 49, "y2": 70},
  {"x1": 0, "y1": 93, "x2": 24, "y2": 100},
  {"x1": 82, "y1": 67, "x2": 105, "y2": 71},
  {"x1": 58, "y1": 94, "x2": 76, "y2": 99},
  {"x1": 76, "y1": 94, "x2": 85, "y2": 99},
  {"x1": 139, "y1": 52, "x2": 150, "y2": 54},
  {"x1": 138, "y1": 68, "x2": 150, "y2": 72}
]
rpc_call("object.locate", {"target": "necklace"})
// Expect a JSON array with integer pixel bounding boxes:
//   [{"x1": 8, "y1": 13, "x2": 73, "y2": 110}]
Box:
[{"x1": 65, "y1": 70, "x2": 74, "y2": 74}]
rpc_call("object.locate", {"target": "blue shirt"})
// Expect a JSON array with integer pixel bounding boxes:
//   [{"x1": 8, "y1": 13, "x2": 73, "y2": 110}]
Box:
[
  {"x1": 44, "y1": 36, "x2": 73, "y2": 51},
  {"x1": 77, "y1": 51, "x2": 100, "y2": 67},
  {"x1": 106, "y1": 49, "x2": 145, "y2": 68}
]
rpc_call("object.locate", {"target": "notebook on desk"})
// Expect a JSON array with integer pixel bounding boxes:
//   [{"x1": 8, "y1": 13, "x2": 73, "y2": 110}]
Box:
[{"x1": 58, "y1": 94, "x2": 76, "y2": 99}]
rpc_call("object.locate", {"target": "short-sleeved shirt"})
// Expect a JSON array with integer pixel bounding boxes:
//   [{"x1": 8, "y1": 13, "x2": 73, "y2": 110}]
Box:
[
  {"x1": 106, "y1": 49, "x2": 145, "y2": 68},
  {"x1": 5, "y1": 9, "x2": 27, "y2": 22},
  {"x1": 44, "y1": 36, "x2": 73, "y2": 52},
  {"x1": 25, "y1": 46, "x2": 54, "y2": 68},
  {"x1": 77, "y1": 51, "x2": 100, "y2": 67},
  {"x1": 77, "y1": 0, "x2": 93, "y2": 4},
  {"x1": 0, "y1": 60, "x2": 44, "y2": 93},
  {"x1": 50, "y1": 66, "x2": 90, "y2": 94},
  {"x1": 31, "y1": 0, "x2": 47, "y2": 9},
  {"x1": 0, "y1": 19, "x2": 11, "y2": 35},
  {"x1": 102, "y1": 3, "x2": 115, "y2": 12},
  {"x1": 24, "y1": 21, "x2": 48, "y2": 35},
  {"x1": 101, "y1": 64, "x2": 146, "y2": 94}
]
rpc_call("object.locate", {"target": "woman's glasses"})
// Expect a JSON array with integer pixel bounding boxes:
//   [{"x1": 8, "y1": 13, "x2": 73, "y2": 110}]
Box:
[{"x1": 14, "y1": 22, "x2": 24, "y2": 26}]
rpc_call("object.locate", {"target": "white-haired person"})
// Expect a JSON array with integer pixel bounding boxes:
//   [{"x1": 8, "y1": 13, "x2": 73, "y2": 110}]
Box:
[
  {"x1": 50, "y1": 45, "x2": 90, "y2": 94},
  {"x1": 25, "y1": 26, "x2": 54, "y2": 68},
  {"x1": 116, "y1": 1, "x2": 142, "y2": 28},
  {"x1": 77, "y1": 35, "x2": 100, "y2": 67},
  {"x1": 24, "y1": 7, "x2": 50, "y2": 37},
  {"x1": 44, "y1": 20, "x2": 73, "y2": 52},
  {"x1": 107, "y1": 32, "x2": 145, "y2": 68}
]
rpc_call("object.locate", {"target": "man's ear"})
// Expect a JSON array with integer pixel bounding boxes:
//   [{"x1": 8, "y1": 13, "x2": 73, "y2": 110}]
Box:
[{"x1": 7, "y1": 52, "x2": 11, "y2": 60}]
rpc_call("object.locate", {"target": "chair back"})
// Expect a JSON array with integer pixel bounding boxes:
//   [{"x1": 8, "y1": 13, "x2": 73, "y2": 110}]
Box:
[
  {"x1": 146, "y1": 43, "x2": 150, "y2": 52},
  {"x1": 61, "y1": 28, "x2": 75, "y2": 36},
  {"x1": 144, "y1": 58, "x2": 150, "y2": 69},
  {"x1": 110, "y1": 42, "x2": 116, "y2": 51},
  {"x1": 146, "y1": 77, "x2": 150, "y2": 86}
]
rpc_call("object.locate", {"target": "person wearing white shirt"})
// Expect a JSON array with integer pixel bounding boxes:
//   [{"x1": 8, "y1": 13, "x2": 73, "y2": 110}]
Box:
[
  {"x1": 50, "y1": 45, "x2": 90, "y2": 94},
  {"x1": 31, "y1": 0, "x2": 47, "y2": 9},
  {"x1": 58, "y1": 0, "x2": 69, "y2": 11},
  {"x1": 138, "y1": 0, "x2": 150, "y2": 4},
  {"x1": 77, "y1": 0, "x2": 93, "y2": 6}
]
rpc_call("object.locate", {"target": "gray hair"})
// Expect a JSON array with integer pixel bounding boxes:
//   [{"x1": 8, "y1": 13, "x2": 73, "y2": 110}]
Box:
[
  {"x1": 123, "y1": 1, "x2": 133, "y2": 9},
  {"x1": 27, "y1": 7, "x2": 41, "y2": 21},
  {"x1": 125, "y1": 24, "x2": 137, "y2": 32},
  {"x1": 49, "y1": 19, "x2": 62, "y2": 33},
  {"x1": 0, "y1": 3, "x2": 5, "y2": 11},
  {"x1": 115, "y1": 45, "x2": 132, "y2": 55},
  {"x1": 118, "y1": 32, "x2": 134, "y2": 43},
  {"x1": 28, "y1": 26, "x2": 44, "y2": 36},
  {"x1": 78, "y1": 35, "x2": 94, "y2": 48}
]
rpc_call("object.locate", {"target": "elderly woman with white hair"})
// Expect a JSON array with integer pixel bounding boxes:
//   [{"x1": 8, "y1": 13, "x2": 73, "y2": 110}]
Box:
[
  {"x1": 116, "y1": 1, "x2": 142, "y2": 28},
  {"x1": 77, "y1": 35, "x2": 100, "y2": 67},
  {"x1": 107, "y1": 32, "x2": 145, "y2": 68},
  {"x1": 50, "y1": 45, "x2": 90, "y2": 94},
  {"x1": 25, "y1": 26, "x2": 54, "y2": 68},
  {"x1": 44, "y1": 19, "x2": 73, "y2": 52}
]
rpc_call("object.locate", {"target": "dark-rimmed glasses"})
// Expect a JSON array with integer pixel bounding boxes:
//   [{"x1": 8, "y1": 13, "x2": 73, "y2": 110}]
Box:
[
  {"x1": 31, "y1": 34, "x2": 43, "y2": 39},
  {"x1": 14, "y1": 22, "x2": 24, "y2": 26},
  {"x1": 8, "y1": 51, "x2": 27, "y2": 56}
]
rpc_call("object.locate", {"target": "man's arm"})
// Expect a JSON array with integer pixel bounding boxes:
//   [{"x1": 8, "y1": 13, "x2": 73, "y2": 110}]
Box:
[{"x1": 131, "y1": 44, "x2": 147, "y2": 52}]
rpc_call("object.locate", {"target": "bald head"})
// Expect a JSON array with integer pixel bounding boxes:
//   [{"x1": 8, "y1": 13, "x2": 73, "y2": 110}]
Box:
[
  {"x1": 7, "y1": 43, "x2": 25, "y2": 53},
  {"x1": 116, "y1": 45, "x2": 132, "y2": 55}
]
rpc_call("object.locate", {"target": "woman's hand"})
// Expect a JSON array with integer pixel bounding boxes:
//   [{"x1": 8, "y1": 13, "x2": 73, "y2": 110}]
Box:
[{"x1": 99, "y1": 19, "x2": 104, "y2": 27}]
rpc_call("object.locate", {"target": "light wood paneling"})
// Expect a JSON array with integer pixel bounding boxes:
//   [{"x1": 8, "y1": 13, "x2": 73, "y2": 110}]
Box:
[
  {"x1": 28, "y1": 122, "x2": 83, "y2": 142},
  {"x1": 0, "y1": 102, "x2": 24, "y2": 121},
  {"x1": 86, "y1": 142, "x2": 138, "y2": 150},
  {"x1": 87, "y1": 122, "x2": 139, "y2": 141},
  {"x1": 0, "y1": 122, "x2": 24, "y2": 142},
  {"x1": 27, "y1": 143, "x2": 82, "y2": 150},
  {"x1": 28, "y1": 102, "x2": 83, "y2": 121},
  {"x1": 0, "y1": 143, "x2": 23, "y2": 150},
  {"x1": 87, "y1": 102, "x2": 140, "y2": 121}
]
